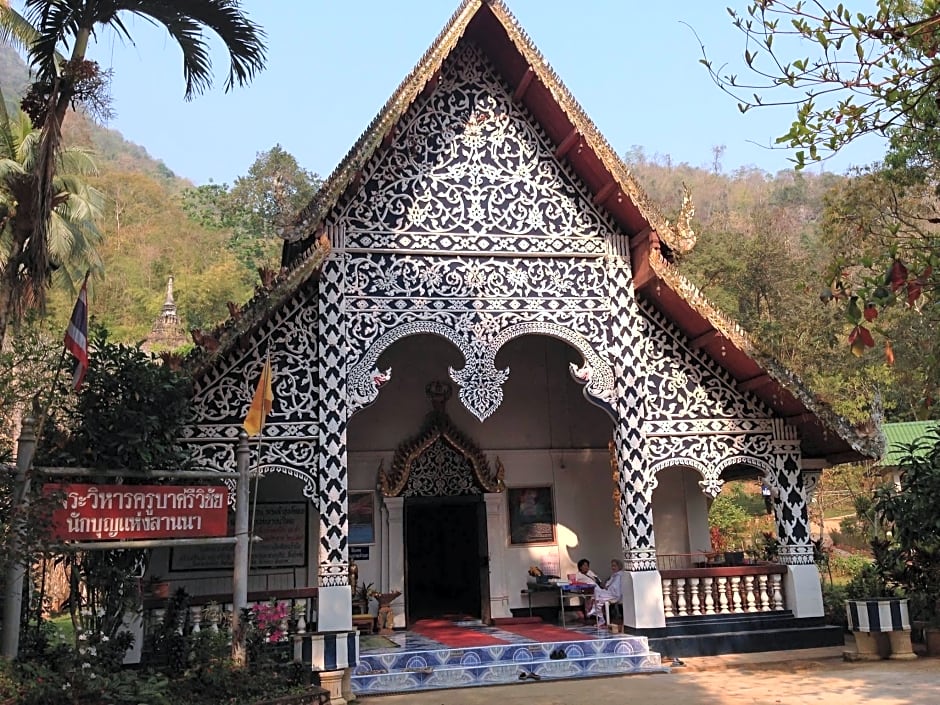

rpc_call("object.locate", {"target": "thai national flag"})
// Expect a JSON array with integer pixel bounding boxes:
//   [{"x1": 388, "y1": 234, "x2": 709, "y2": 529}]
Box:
[{"x1": 64, "y1": 276, "x2": 89, "y2": 391}]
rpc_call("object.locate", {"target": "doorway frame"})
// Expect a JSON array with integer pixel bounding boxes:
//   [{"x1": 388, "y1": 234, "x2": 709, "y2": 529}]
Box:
[{"x1": 403, "y1": 494, "x2": 486, "y2": 623}]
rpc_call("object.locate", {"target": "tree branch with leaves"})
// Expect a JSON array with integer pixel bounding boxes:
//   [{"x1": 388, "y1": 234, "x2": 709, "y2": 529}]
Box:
[{"x1": 700, "y1": 1, "x2": 940, "y2": 168}]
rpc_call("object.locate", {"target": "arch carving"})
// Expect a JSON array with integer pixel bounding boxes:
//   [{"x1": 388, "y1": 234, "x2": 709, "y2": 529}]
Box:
[
  {"x1": 379, "y1": 382, "x2": 504, "y2": 497},
  {"x1": 347, "y1": 317, "x2": 616, "y2": 421}
]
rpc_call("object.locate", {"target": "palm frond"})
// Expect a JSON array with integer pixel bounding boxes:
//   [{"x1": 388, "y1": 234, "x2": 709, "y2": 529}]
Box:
[
  {"x1": 125, "y1": 0, "x2": 266, "y2": 99},
  {"x1": 23, "y1": 0, "x2": 80, "y2": 82},
  {"x1": 0, "y1": 4, "x2": 42, "y2": 54}
]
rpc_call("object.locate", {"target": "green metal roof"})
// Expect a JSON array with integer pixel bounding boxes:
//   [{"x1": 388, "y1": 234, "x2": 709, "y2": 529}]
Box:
[{"x1": 881, "y1": 421, "x2": 940, "y2": 466}]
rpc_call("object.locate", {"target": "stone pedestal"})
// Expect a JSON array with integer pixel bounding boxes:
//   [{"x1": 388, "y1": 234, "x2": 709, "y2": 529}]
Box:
[
  {"x1": 846, "y1": 631, "x2": 886, "y2": 661},
  {"x1": 318, "y1": 669, "x2": 350, "y2": 705},
  {"x1": 887, "y1": 630, "x2": 917, "y2": 660},
  {"x1": 845, "y1": 597, "x2": 914, "y2": 661}
]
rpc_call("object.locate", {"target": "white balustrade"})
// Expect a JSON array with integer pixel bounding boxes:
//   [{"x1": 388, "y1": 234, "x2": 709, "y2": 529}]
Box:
[
  {"x1": 702, "y1": 577, "x2": 715, "y2": 615},
  {"x1": 659, "y1": 568, "x2": 787, "y2": 618}
]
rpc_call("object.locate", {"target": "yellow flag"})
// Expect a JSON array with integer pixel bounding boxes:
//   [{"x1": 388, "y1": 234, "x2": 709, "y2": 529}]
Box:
[{"x1": 243, "y1": 357, "x2": 274, "y2": 436}]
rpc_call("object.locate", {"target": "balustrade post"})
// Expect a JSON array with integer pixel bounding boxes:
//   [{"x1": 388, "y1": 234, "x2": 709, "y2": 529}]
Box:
[
  {"x1": 662, "y1": 579, "x2": 675, "y2": 618},
  {"x1": 689, "y1": 578, "x2": 702, "y2": 616},
  {"x1": 758, "y1": 575, "x2": 771, "y2": 612},
  {"x1": 744, "y1": 575, "x2": 757, "y2": 612},
  {"x1": 717, "y1": 577, "x2": 729, "y2": 614},
  {"x1": 771, "y1": 574, "x2": 784, "y2": 610},
  {"x1": 675, "y1": 578, "x2": 688, "y2": 617},
  {"x1": 702, "y1": 577, "x2": 715, "y2": 615},
  {"x1": 730, "y1": 576, "x2": 744, "y2": 613}
]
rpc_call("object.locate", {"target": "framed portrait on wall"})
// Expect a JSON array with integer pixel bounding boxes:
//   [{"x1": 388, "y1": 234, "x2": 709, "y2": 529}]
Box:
[
  {"x1": 508, "y1": 486, "x2": 555, "y2": 545},
  {"x1": 349, "y1": 491, "x2": 375, "y2": 545}
]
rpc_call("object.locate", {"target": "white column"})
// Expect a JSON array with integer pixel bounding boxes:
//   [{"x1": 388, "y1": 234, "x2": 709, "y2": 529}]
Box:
[
  {"x1": 621, "y1": 571, "x2": 667, "y2": 628},
  {"x1": 483, "y1": 493, "x2": 512, "y2": 619},
  {"x1": 385, "y1": 497, "x2": 406, "y2": 628},
  {"x1": 784, "y1": 564, "x2": 824, "y2": 617}
]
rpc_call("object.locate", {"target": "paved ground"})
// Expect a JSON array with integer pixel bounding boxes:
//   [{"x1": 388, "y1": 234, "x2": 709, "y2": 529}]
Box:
[{"x1": 355, "y1": 645, "x2": 940, "y2": 705}]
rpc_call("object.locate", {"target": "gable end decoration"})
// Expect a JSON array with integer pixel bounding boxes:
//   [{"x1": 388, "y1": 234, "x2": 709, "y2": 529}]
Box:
[{"x1": 379, "y1": 381, "x2": 505, "y2": 497}]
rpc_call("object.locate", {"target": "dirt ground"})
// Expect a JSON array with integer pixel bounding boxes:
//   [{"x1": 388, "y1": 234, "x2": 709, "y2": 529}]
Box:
[{"x1": 356, "y1": 647, "x2": 940, "y2": 705}]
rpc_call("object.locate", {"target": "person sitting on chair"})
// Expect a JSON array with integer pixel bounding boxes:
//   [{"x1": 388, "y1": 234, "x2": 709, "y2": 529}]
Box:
[
  {"x1": 586, "y1": 559, "x2": 623, "y2": 627},
  {"x1": 575, "y1": 558, "x2": 602, "y2": 586}
]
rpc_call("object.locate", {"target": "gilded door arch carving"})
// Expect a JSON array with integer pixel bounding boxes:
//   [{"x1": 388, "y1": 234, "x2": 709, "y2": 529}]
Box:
[{"x1": 379, "y1": 381, "x2": 504, "y2": 498}]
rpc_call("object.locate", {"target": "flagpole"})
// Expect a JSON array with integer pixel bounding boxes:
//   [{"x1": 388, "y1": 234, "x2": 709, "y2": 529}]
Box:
[{"x1": 245, "y1": 354, "x2": 272, "y2": 578}]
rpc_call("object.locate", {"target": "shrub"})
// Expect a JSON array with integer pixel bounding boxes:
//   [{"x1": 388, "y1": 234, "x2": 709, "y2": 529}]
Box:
[
  {"x1": 873, "y1": 432, "x2": 940, "y2": 622},
  {"x1": 709, "y1": 494, "x2": 750, "y2": 548},
  {"x1": 828, "y1": 554, "x2": 873, "y2": 581},
  {"x1": 821, "y1": 582, "x2": 849, "y2": 629}
]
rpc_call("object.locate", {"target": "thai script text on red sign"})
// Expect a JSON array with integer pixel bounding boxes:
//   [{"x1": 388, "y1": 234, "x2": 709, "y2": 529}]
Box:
[{"x1": 46, "y1": 483, "x2": 229, "y2": 540}]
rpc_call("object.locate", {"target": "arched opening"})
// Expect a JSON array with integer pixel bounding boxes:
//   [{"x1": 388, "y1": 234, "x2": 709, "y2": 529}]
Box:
[
  {"x1": 346, "y1": 330, "x2": 620, "y2": 625},
  {"x1": 651, "y1": 465, "x2": 711, "y2": 569},
  {"x1": 709, "y1": 462, "x2": 778, "y2": 563}
]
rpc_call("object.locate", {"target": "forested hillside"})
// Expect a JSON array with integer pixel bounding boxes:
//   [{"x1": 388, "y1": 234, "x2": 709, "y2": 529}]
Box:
[
  {"x1": 0, "y1": 47, "x2": 931, "y2": 424},
  {"x1": 0, "y1": 45, "x2": 257, "y2": 344}
]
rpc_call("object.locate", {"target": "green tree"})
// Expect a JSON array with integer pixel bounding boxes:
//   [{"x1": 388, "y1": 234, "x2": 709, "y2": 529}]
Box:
[
  {"x1": 703, "y1": 2, "x2": 940, "y2": 377},
  {"x1": 181, "y1": 145, "x2": 322, "y2": 273},
  {"x1": 702, "y1": 1, "x2": 940, "y2": 168},
  {"x1": 0, "y1": 99, "x2": 103, "y2": 343},
  {"x1": 0, "y1": 0, "x2": 267, "y2": 349},
  {"x1": 874, "y1": 430, "x2": 940, "y2": 621},
  {"x1": 37, "y1": 324, "x2": 193, "y2": 471}
]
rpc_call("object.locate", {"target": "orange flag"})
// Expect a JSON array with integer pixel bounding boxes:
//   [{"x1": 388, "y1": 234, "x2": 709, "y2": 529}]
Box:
[{"x1": 243, "y1": 357, "x2": 274, "y2": 436}]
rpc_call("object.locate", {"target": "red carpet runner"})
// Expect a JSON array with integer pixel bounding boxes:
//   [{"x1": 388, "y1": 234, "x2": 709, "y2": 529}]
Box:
[
  {"x1": 410, "y1": 619, "x2": 508, "y2": 648},
  {"x1": 498, "y1": 621, "x2": 596, "y2": 642}
]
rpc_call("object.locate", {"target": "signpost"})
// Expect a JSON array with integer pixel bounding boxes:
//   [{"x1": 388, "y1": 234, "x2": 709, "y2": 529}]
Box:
[
  {"x1": 1, "y1": 418, "x2": 253, "y2": 662},
  {"x1": 46, "y1": 483, "x2": 229, "y2": 541}
]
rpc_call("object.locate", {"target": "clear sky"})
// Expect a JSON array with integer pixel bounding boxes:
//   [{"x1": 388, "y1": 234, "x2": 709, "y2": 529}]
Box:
[{"x1": 25, "y1": 1, "x2": 888, "y2": 186}]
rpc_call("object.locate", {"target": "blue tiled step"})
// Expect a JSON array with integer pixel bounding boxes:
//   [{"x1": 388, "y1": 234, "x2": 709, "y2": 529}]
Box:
[{"x1": 352, "y1": 635, "x2": 665, "y2": 696}]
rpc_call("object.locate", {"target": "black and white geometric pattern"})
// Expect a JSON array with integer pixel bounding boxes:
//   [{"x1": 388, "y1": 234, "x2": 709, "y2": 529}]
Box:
[
  {"x1": 607, "y1": 235, "x2": 657, "y2": 571},
  {"x1": 183, "y1": 39, "x2": 819, "y2": 583},
  {"x1": 770, "y1": 421, "x2": 814, "y2": 565},
  {"x1": 183, "y1": 290, "x2": 319, "y2": 501},
  {"x1": 641, "y1": 303, "x2": 777, "y2": 498},
  {"x1": 329, "y1": 44, "x2": 621, "y2": 424},
  {"x1": 316, "y1": 254, "x2": 350, "y2": 587}
]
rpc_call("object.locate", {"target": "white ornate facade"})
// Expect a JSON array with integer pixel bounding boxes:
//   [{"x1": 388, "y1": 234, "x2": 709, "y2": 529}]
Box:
[{"x1": 180, "y1": 0, "x2": 874, "y2": 639}]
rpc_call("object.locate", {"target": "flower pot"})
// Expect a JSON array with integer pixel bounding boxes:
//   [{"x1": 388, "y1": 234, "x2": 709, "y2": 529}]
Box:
[
  {"x1": 147, "y1": 581, "x2": 170, "y2": 599},
  {"x1": 926, "y1": 627, "x2": 940, "y2": 656},
  {"x1": 845, "y1": 598, "x2": 911, "y2": 660}
]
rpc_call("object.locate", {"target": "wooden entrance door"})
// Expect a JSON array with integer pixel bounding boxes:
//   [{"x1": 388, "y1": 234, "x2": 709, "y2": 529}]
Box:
[{"x1": 405, "y1": 497, "x2": 484, "y2": 622}]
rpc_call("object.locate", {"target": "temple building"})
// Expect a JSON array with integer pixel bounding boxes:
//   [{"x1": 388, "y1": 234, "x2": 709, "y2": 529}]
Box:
[
  {"x1": 155, "y1": 0, "x2": 881, "y2": 697},
  {"x1": 142, "y1": 276, "x2": 188, "y2": 352}
]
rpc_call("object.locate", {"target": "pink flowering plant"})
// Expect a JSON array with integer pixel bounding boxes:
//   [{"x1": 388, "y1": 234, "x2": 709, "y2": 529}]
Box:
[{"x1": 249, "y1": 600, "x2": 290, "y2": 644}]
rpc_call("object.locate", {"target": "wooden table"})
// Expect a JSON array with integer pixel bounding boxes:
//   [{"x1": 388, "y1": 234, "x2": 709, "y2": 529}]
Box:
[
  {"x1": 352, "y1": 613, "x2": 375, "y2": 633},
  {"x1": 523, "y1": 582, "x2": 594, "y2": 628}
]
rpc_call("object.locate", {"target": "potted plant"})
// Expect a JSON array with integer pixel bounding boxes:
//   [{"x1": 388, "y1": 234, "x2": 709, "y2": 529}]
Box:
[
  {"x1": 843, "y1": 559, "x2": 911, "y2": 659},
  {"x1": 144, "y1": 575, "x2": 171, "y2": 599},
  {"x1": 354, "y1": 581, "x2": 373, "y2": 615}
]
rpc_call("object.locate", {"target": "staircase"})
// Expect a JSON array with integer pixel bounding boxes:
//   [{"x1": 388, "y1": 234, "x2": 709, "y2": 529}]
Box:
[
  {"x1": 352, "y1": 627, "x2": 665, "y2": 696},
  {"x1": 640, "y1": 612, "x2": 844, "y2": 658}
]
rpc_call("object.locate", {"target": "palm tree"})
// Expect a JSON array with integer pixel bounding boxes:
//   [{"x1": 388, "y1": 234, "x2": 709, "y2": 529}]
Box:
[
  {"x1": 0, "y1": 94, "x2": 104, "y2": 343},
  {"x1": 0, "y1": 0, "x2": 266, "y2": 348}
]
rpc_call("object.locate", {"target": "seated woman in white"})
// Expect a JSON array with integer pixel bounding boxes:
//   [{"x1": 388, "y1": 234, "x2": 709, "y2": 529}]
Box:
[{"x1": 586, "y1": 559, "x2": 623, "y2": 627}]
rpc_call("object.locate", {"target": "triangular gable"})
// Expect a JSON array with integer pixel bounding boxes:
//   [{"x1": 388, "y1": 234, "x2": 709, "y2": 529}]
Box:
[
  {"x1": 333, "y1": 43, "x2": 617, "y2": 248},
  {"x1": 186, "y1": 0, "x2": 879, "y2": 465}
]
